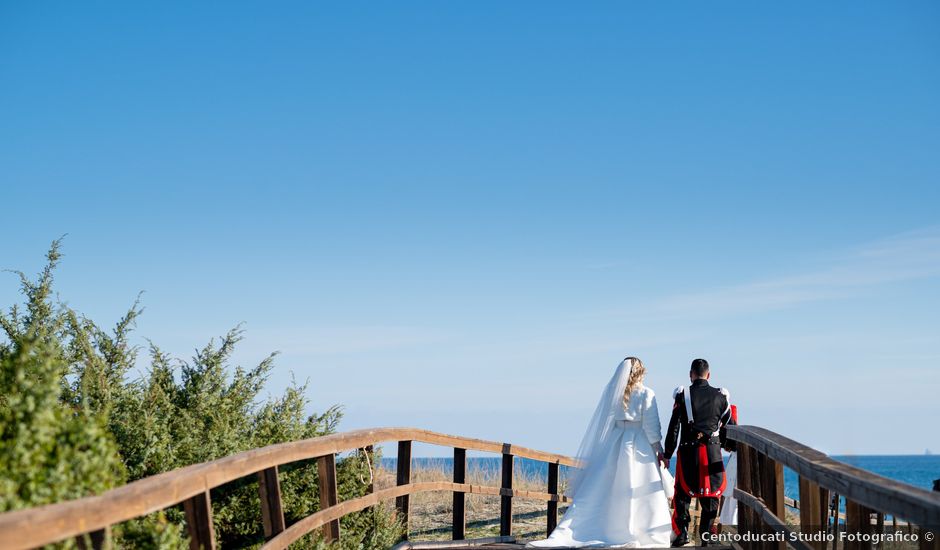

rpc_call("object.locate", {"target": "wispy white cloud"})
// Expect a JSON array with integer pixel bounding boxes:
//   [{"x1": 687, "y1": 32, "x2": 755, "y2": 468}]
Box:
[{"x1": 653, "y1": 226, "x2": 940, "y2": 319}]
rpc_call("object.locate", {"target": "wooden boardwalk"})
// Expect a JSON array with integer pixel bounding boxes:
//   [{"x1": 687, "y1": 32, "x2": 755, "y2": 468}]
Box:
[
  {"x1": 390, "y1": 537, "x2": 730, "y2": 549},
  {"x1": 0, "y1": 426, "x2": 938, "y2": 550},
  {"x1": 396, "y1": 545, "x2": 728, "y2": 550}
]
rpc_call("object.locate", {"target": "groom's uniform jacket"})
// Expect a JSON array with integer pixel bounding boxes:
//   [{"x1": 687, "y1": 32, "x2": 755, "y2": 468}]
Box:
[{"x1": 664, "y1": 379, "x2": 735, "y2": 499}]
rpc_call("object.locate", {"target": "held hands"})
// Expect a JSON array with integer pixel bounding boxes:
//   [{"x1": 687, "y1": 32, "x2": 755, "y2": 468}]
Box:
[
  {"x1": 651, "y1": 442, "x2": 669, "y2": 469},
  {"x1": 656, "y1": 452, "x2": 669, "y2": 470}
]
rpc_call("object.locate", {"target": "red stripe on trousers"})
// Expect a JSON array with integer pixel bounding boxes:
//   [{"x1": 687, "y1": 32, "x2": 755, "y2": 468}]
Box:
[{"x1": 699, "y1": 445, "x2": 711, "y2": 494}]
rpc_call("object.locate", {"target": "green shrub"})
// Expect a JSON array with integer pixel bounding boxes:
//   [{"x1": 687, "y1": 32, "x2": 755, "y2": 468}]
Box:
[{"x1": 0, "y1": 240, "x2": 402, "y2": 549}]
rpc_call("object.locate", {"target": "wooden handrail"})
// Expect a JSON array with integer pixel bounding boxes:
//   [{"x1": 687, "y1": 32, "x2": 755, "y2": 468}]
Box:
[
  {"x1": 8, "y1": 423, "x2": 936, "y2": 550},
  {"x1": 732, "y1": 488, "x2": 815, "y2": 550},
  {"x1": 0, "y1": 427, "x2": 576, "y2": 550},
  {"x1": 726, "y1": 425, "x2": 940, "y2": 527}
]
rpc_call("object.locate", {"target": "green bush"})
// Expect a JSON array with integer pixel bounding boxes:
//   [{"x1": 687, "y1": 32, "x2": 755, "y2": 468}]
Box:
[{"x1": 0, "y1": 240, "x2": 402, "y2": 549}]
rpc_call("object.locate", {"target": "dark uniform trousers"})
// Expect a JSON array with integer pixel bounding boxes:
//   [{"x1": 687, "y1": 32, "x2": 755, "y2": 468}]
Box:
[
  {"x1": 673, "y1": 485, "x2": 719, "y2": 537},
  {"x1": 675, "y1": 495, "x2": 719, "y2": 536},
  {"x1": 672, "y1": 441, "x2": 723, "y2": 537}
]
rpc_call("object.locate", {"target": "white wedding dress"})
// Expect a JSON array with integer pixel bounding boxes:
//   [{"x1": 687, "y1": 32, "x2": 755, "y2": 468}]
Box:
[{"x1": 528, "y1": 359, "x2": 673, "y2": 548}]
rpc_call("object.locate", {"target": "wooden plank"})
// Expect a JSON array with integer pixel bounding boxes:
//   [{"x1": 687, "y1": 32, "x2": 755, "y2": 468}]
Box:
[
  {"x1": 500, "y1": 452, "x2": 514, "y2": 537},
  {"x1": 844, "y1": 499, "x2": 872, "y2": 550},
  {"x1": 800, "y1": 476, "x2": 824, "y2": 550},
  {"x1": 258, "y1": 466, "x2": 285, "y2": 539},
  {"x1": 845, "y1": 497, "x2": 859, "y2": 547},
  {"x1": 758, "y1": 454, "x2": 785, "y2": 550},
  {"x1": 453, "y1": 448, "x2": 466, "y2": 541},
  {"x1": 737, "y1": 443, "x2": 754, "y2": 539},
  {"x1": 818, "y1": 486, "x2": 830, "y2": 539},
  {"x1": 182, "y1": 490, "x2": 215, "y2": 550},
  {"x1": 397, "y1": 440, "x2": 413, "y2": 540},
  {"x1": 547, "y1": 462, "x2": 559, "y2": 536},
  {"x1": 0, "y1": 427, "x2": 578, "y2": 550},
  {"x1": 404, "y1": 429, "x2": 579, "y2": 466},
  {"x1": 726, "y1": 426, "x2": 940, "y2": 527},
  {"x1": 831, "y1": 494, "x2": 840, "y2": 550},
  {"x1": 920, "y1": 526, "x2": 939, "y2": 550},
  {"x1": 748, "y1": 444, "x2": 765, "y2": 543},
  {"x1": 390, "y1": 536, "x2": 518, "y2": 549},
  {"x1": 317, "y1": 454, "x2": 341, "y2": 542},
  {"x1": 733, "y1": 488, "x2": 815, "y2": 550}
]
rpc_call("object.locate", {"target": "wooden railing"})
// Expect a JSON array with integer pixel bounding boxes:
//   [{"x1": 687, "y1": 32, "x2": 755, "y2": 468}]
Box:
[
  {"x1": 726, "y1": 425, "x2": 940, "y2": 550},
  {"x1": 4, "y1": 425, "x2": 938, "y2": 550},
  {"x1": 0, "y1": 427, "x2": 576, "y2": 550}
]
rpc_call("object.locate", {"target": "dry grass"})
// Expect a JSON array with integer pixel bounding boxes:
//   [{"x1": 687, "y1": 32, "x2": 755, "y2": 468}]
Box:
[
  {"x1": 372, "y1": 462, "x2": 570, "y2": 542},
  {"x1": 372, "y1": 464, "x2": 793, "y2": 545}
]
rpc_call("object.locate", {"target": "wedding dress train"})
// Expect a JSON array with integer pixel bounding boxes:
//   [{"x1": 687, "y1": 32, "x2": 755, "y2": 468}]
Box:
[{"x1": 527, "y1": 360, "x2": 673, "y2": 548}]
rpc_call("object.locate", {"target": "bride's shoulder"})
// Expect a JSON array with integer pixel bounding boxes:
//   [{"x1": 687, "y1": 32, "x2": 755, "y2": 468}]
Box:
[{"x1": 636, "y1": 384, "x2": 657, "y2": 403}]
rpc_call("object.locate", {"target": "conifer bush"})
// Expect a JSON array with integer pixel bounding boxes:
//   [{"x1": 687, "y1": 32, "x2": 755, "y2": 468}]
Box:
[{"x1": 0, "y1": 240, "x2": 403, "y2": 549}]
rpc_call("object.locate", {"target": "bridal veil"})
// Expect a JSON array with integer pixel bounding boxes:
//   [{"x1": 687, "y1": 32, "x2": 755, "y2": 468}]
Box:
[{"x1": 566, "y1": 357, "x2": 635, "y2": 498}]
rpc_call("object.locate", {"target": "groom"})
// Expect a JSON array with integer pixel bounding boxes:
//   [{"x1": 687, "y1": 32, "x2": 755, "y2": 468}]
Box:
[{"x1": 663, "y1": 358, "x2": 735, "y2": 547}]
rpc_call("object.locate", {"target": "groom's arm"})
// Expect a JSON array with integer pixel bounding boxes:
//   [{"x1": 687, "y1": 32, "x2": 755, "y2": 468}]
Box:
[
  {"x1": 664, "y1": 392, "x2": 682, "y2": 459},
  {"x1": 719, "y1": 393, "x2": 736, "y2": 452}
]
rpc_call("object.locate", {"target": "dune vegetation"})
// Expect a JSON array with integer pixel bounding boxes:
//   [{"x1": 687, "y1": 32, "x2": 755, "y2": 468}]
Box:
[{"x1": 0, "y1": 240, "x2": 402, "y2": 549}]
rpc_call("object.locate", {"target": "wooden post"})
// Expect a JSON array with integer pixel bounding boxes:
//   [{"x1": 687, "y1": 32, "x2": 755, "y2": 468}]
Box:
[
  {"x1": 183, "y1": 490, "x2": 216, "y2": 550},
  {"x1": 800, "y1": 476, "x2": 824, "y2": 550},
  {"x1": 760, "y1": 455, "x2": 786, "y2": 520},
  {"x1": 258, "y1": 466, "x2": 285, "y2": 539},
  {"x1": 756, "y1": 453, "x2": 785, "y2": 550},
  {"x1": 831, "y1": 494, "x2": 841, "y2": 550},
  {"x1": 737, "y1": 443, "x2": 754, "y2": 543},
  {"x1": 818, "y1": 487, "x2": 830, "y2": 550},
  {"x1": 747, "y1": 445, "x2": 768, "y2": 550},
  {"x1": 547, "y1": 462, "x2": 559, "y2": 536},
  {"x1": 920, "y1": 526, "x2": 940, "y2": 550},
  {"x1": 75, "y1": 527, "x2": 109, "y2": 550},
  {"x1": 396, "y1": 440, "x2": 412, "y2": 540},
  {"x1": 844, "y1": 499, "x2": 873, "y2": 550},
  {"x1": 844, "y1": 502, "x2": 859, "y2": 550},
  {"x1": 317, "y1": 454, "x2": 341, "y2": 542},
  {"x1": 819, "y1": 487, "x2": 830, "y2": 531},
  {"x1": 452, "y1": 447, "x2": 466, "y2": 541},
  {"x1": 500, "y1": 451, "x2": 514, "y2": 537}
]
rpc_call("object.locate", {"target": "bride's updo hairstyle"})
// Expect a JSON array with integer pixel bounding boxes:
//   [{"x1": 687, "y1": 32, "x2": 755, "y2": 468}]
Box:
[{"x1": 622, "y1": 356, "x2": 646, "y2": 406}]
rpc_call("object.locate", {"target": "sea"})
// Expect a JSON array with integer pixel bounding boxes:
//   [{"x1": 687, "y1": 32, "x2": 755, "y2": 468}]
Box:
[{"x1": 380, "y1": 454, "x2": 940, "y2": 509}]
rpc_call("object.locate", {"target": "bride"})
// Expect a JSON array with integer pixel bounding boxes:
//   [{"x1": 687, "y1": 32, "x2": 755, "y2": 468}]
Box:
[{"x1": 527, "y1": 357, "x2": 674, "y2": 548}]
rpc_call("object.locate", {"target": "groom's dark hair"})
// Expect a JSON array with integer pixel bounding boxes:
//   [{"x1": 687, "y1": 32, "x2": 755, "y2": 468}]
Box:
[{"x1": 690, "y1": 358, "x2": 709, "y2": 377}]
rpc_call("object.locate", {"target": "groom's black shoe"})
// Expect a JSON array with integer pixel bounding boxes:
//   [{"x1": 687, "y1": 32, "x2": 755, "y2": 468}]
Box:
[
  {"x1": 700, "y1": 524, "x2": 718, "y2": 547},
  {"x1": 671, "y1": 533, "x2": 689, "y2": 547}
]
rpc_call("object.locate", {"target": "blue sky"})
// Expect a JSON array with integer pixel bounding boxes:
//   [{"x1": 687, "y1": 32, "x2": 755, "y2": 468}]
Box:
[{"x1": 2, "y1": 2, "x2": 938, "y2": 456}]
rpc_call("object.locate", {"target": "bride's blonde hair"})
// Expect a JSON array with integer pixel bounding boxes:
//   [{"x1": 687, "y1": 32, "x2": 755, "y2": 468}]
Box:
[{"x1": 622, "y1": 357, "x2": 646, "y2": 406}]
